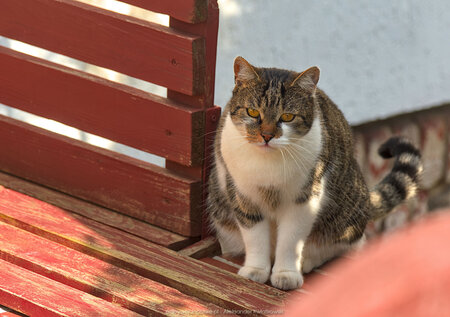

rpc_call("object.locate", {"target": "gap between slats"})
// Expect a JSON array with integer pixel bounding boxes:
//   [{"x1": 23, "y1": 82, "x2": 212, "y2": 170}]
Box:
[
  {"x1": 0, "y1": 46, "x2": 206, "y2": 167},
  {"x1": 0, "y1": 187, "x2": 287, "y2": 312},
  {"x1": 0, "y1": 222, "x2": 226, "y2": 316},
  {"x1": 0, "y1": 259, "x2": 141, "y2": 317},
  {"x1": 0, "y1": 115, "x2": 202, "y2": 236},
  {"x1": 0, "y1": 0, "x2": 205, "y2": 95},
  {"x1": 0, "y1": 171, "x2": 196, "y2": 250}
]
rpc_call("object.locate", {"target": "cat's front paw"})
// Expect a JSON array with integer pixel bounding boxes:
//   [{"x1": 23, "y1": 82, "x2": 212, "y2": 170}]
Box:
[
  {"x1": 270, "y1": 271, "x2": 303, "y2": 290},
  {"x1": 238, "y1": 266, "x2": 270, "y2": 284}
]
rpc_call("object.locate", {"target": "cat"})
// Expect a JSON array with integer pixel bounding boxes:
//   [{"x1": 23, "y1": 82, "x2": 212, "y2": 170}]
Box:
[{"x1": 206, "y1": 56, "x2": 423, "y2": 290}]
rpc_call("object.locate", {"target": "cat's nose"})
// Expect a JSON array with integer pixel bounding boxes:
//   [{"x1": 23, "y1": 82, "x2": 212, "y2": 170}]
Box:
[{"x1": 261, "y1": 133, "x2": 274, "y2": 143}]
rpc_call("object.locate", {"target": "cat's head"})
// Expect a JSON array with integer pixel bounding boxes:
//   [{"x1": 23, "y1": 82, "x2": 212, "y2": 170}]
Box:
[{"x1": 228, "y1": 56, "x2": 320, "y2": 150}]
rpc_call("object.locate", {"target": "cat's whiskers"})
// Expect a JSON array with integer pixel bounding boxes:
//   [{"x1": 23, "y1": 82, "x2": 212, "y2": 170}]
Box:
[
  {"x1": 284, "y1": 145, "x2": 307, "y2": 175},
  {"x1": 287, "y1": 145, "x2": 310, "y2": 174},
  {"x1": 280, "y1": 148, "x2": 287, "y2": 185},
  {"x1": 287, "y1": 136, "x2": 315, "y2": 143},
  {"x1": 286, "y1": 142, "x2": 315, "y2": 157}
]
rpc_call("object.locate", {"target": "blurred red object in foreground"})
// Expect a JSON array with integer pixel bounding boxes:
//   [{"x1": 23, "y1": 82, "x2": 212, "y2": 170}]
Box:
[{"x1": 284, "y1": 210, "x2": 450, "y2": 317}]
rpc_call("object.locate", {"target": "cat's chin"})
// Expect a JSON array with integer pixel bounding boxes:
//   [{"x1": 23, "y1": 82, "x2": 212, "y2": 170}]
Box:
[{"x1": 254, "y1": 143, "x2": 278, "y2": 151}]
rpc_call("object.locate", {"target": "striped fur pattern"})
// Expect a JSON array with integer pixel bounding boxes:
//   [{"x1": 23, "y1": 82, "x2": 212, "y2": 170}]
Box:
[
  {"x1": 206, "y1": 57, "x2": 422, "y2": 290},
  {"x1": 370, "y1": 137, "x2": 423, "y2": 219}
]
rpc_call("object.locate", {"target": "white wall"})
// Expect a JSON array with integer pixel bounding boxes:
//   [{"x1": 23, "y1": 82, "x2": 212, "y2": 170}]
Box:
[
  {"x1": 1, "y1": 0, "x2": 448, "y2": 166},
  {"x1": 215, "y1": 0, "x2": 450, "y2": 125}
]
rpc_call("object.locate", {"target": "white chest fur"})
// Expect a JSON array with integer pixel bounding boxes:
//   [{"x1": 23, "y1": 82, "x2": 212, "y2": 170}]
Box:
[{"x1": 219, "y1": 114, "x2": 323, "y2": 211}]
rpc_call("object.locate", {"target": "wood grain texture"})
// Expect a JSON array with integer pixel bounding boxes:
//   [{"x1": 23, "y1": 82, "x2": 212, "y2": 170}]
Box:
[
  {"x1": 178, "y1": 236, "x2": 220, "y2": 259},
  {"x1": 165, "y1": 0, "x2": 220, "y2": 236},
  {"x1": 0, "y1": 47, "x2": 204, "y2": 166},
  {"x1": 0, "y1": 187, "x2": 287, "y2": 313},
  {"x1": 167, "y1": 0, "x2": 219, "y2": 108},
  {"x1": 0, "y1": 171, "x2": 195, "y2": 250},
  {"x1": 0, "y1": 222, "x2": 228, "y2": 316},
  {"x1": 119, "y1": 0, "x2": 208, "y2": 24},
  {"x1": 0, "y1": 312, "x2": 24, "y2": 317},
  {"x1": 0, "y1": 0, "x2": 205, "y2": 95},
  {"x1": 0, "y1": 115, "x2": 202, "y2": 236},
  {"x1": 0, "y1": 259, "x2": 140, "y2": 317},
  {"x1": 200, "y1": 257, "x2": 239, "y2": 274}
]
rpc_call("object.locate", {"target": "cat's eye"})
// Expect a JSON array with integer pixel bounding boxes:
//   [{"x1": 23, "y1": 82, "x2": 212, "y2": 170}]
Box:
[
  {"x1": 247, "y1": 108, "x2": 260, "y2": 118},
  {"x1": 280, "y1": 113, "x2": 295, "y2": 122}
]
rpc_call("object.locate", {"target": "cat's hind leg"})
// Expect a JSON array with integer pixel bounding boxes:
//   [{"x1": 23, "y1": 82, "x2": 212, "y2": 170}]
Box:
[
  {"x1": 215, "y1": 224, "x2": 245, "y2": 255},
  {"x1": 301, "y1": 237, "x2": 366, "y2": 274}
]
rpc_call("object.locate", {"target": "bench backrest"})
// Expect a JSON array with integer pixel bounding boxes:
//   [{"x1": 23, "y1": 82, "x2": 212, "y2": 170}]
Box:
[{"x1": 0, "y1": 0, "x2": 220, "y2": 237}]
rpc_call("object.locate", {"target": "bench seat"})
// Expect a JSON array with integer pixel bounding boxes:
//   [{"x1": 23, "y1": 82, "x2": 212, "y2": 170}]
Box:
[{"x1": 0, "y1": 172, "x2": 295, "y2": 316}]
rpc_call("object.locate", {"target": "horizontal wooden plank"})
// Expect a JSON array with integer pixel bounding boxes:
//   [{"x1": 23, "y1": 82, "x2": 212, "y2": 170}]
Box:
[
  {"x1": 0, "y1": 0, "x2": 205, "y2": 95},
  {"x1": 179, "y1": 236, "x2": 220, "y2": 259},
  {"x1": 0, "y1": 222, "x2": 228, "y2": 316},
  {"x1": 200, "y1": 257, "x2": 240, "y2": 274},
  {"x1": 0, "y1": 259, "x2": 140, "y2": 317},
  {"x1": 0, "y1": 115, "x2": 201, "y2": 236},
  {"x1": 0, "y1": 187, "x2": 287, "y2": 313},
  {"x1": 0, "y1": 171, "x2": 195, "y2": 250},
  {"x1": 119, "y1": 0, "x2": 208, "y2": 23},
  {"x1": 0, "y1": 47, "x2": 205, "y2": 166},
  {"x1": 0, "y1": 310, "x2": 23, "y2": 317}
]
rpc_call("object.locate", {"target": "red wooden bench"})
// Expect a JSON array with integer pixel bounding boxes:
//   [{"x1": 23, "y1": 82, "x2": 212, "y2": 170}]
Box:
[
  {"x1": 0, "y1": 1, "x2": 294, "y2": 315},
  {"x1": 2, "y1": 2, "x2": 446, "y2": 316}
]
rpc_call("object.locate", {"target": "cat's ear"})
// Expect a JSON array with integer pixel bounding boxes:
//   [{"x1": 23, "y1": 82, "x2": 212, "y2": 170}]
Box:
[
  {"x1": 234, "y1": 56, "x2": 259, "y2": 84},
  {"x1": 291, "y1": 66, "x2": 320, "y2": 92}
]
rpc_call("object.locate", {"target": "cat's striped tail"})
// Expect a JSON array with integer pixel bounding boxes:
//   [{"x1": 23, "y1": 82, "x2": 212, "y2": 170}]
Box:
[{"x1": 369, "y1": 136, "x2": 423, "y2": 220}]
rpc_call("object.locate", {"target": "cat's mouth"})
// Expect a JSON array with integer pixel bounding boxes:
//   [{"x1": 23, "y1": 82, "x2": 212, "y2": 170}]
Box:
[{"x1": 255, "y1": 142, "x2": 278, "y2": 151}]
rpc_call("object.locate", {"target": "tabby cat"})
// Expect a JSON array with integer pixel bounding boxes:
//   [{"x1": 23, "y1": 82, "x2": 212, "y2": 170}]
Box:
[{"x1": 207, "y1": 57, "x2": 422, "y2": 290}]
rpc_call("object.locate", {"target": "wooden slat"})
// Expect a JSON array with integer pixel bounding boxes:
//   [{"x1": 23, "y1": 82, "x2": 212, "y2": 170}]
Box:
[
  {"x1": 0, "y1": 312, "x2": 23, "y2": 317},
  {"x1": 119, "y1": 0, "x2": 208, "y2": 24},
  {"x1": 0, "y1": 171, "x2": 195, "y2": 250},
  {"x1": 0, "y1": 259, "x2": 140, "y2": 317},
  {"x1": 179, "y1": 236, "x2": 220, "y2": 259},
  {"x1": 0, "y1": 115, "x2": 201, "y2": 236},
  {"x1": 0, "y1": 222, "x2": 229, "y2": 316},
  {"x1": 0, "y1": 187, "x2": 287, "y2": 313},
  {"x1": 0, "y1": 47, "x2": 204, "y2": 166},
  {"x1": 167, "y1": 0, "x2": 219, "y2": 108},
  {"x1": 220, "y1": 253, "x2": 246, "y2": 267},
  {"x1": 165, "y1": 0, "x2": 220, "y2": 236},
  {"x1": 0, "y1": 0, "x2": 205, "y2": 95},
  {"x1": 200, "y1": 257, "x2": 240, "y2": 274},
  {"x1": 0, "y1": 305, "x2": 25, "y2": 317},
  {"x1": 0, "y1": 311, "x2": 23, "y2": 317}
]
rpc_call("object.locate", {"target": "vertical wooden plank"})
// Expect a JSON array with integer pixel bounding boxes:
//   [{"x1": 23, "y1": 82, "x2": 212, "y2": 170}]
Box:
[
  {"x1": 167, "y1": 0, "x2": 219, "y2": 109},
  {"x1": 166, "y1": 0, "x2": 221, "y2": 237}
]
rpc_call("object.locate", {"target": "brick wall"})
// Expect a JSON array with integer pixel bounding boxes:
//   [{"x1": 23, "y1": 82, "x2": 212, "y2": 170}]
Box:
[{"x1": 352, "y1": 104, "x2": 450, "y2": 237}]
